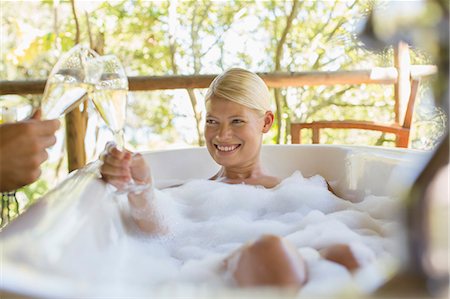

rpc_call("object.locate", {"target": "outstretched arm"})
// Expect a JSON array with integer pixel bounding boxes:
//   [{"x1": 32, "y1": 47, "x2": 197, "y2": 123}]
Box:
[
  {"x1": 99, "y1": 143, "x2": 166, "y2": 234},
  {"x1": 0, "y1": 110, "x2": 60, "y2": 191}
]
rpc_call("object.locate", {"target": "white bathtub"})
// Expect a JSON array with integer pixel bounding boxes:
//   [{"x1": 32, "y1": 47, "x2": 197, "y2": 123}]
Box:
[{"x1": 0, "y1": 144, "x2": 428, "y2": 298}]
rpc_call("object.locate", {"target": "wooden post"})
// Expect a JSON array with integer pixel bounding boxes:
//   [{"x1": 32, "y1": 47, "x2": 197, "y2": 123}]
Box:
[
  {"x1": 291, "y1": 124, "x2": 301, "y2": 144},
  {"x1": 63, "y1": 0, "x2": 88, "y2": 172},
  {"x1": 394, "y1": 41, "x2": 411, "y2": 126},
  {"x1": 312, "y1": 127, "x2": 320, "y2": 144},
  {"x1": 65, "y1": 100, "x2": 88, "y2": 172}
]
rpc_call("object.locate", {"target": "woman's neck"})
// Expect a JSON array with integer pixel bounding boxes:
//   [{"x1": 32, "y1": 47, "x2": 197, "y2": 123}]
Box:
[
  {"x1": 218, "y1": 165, "x2": 264, "y2": 181},
  {"x1": 211, "y1": 161, "x2": 281, "y2": 188}
]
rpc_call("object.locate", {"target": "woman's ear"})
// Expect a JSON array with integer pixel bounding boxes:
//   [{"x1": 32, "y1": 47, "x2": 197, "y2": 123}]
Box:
[{"x1": 262, "y1": 111, "x2": 274, "y2": 133}]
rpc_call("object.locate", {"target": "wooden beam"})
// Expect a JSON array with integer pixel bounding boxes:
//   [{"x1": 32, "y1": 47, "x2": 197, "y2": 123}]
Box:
[
  {"x1": 0, "y1": 80, "x2": 46, "y2": 95},
  {"x1": 0, "y1": 66, "x2": 437, "y2": 95},
  {"x1": 394, "y1": 41, "x2": 411, "y2": 125},
  {"x1": 130, "y1": 70, "x2": 400, "y2": 91},
  {"x1": 129, "y1": 74, "x2": 215, "y2": 91}
]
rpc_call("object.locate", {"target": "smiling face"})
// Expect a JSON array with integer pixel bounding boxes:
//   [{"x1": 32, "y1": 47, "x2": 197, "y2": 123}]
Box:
[{"x1": 205, "y1": 96, "x2": 273, "y2": 169}]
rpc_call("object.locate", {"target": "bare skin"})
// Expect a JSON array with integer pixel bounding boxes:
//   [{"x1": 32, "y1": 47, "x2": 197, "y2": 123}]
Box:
[
  {"x1": 225, "y1": 235, "x2": 308, "y2": 289},
  {"x1": 100, "y1": 97, "x2": 362, "y2": 289},
  {"x1": 100, "y1": 96, "x2": 278, "y2": 233},
  {"x1": 319, "y1": 244, "x2": 360, "y2": 271},
  {"x1": 0, "y1": 110, "x2": 60, "y2": 192},
  {"x1": 204, "y1": 96, "x2": 280, "y2": 188},
  {"x1": 99, "y1": 145, "x2": 160, "y2": 233},
  {"x1": 209, "y1": 167, "x2": 280, "y2": 188}
]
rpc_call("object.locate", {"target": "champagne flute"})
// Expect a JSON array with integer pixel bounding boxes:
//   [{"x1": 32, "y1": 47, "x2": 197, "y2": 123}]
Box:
[
  {"x1": 86, "y1": 55, "x2": 149, "y2": 194},
  {"x1": 40, "y1": 44, "x2": 98, "y2": 120}
]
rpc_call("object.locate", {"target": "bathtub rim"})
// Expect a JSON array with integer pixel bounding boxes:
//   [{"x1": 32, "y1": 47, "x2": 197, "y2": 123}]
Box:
[
  {"x1": 142, "y1": 143, "x2": 429, "y2": 201},
  {"x1": 0, "y1": 144, "x2": 433, "y2": 299}
]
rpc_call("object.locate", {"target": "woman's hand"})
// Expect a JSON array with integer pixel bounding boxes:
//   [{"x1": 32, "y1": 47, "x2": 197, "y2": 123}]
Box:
[{"x1": 99, "y1": 142, "x2": 152, "y2": 192}]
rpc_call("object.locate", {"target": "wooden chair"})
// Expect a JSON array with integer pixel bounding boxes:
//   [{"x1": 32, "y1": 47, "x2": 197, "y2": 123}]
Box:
[{"x1": 291, "y1": 42, "x2": 421, "y2": 148}]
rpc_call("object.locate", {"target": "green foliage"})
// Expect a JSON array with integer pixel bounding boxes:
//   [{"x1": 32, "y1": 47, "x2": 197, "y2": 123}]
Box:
[
  {"x1": 18, "y1": 179, "x2": 50, "y2": 203},
  {"x1": 0, "y1": 180, "x2": 49, "y2": 228},
  {"x1": 0, "y1": 0, "x2": 445, "y2": 215}
]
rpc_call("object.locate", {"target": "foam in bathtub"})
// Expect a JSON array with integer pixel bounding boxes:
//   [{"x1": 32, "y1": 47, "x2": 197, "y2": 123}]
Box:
[{"x1": 0, "y1": 170, "x2": 403, "y2": 297}]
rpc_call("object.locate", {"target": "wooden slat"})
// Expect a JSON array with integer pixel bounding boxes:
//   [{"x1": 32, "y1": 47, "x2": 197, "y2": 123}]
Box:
[
  {"x1": 0, "y1": 66, "x2": 437, "y2": 96},
  {"x1": 291, "y1": 124, "x2": 301, "y2": 144},
  {"x1": 410, "y1": 65, "x2": 438, "y2": 79},
  {"x1": 402, "y1": 79, "x2": 420, "y2": 129},
  {"x1": 291, "y1": 120, "x2": 411, "y2": 147},
  {"x1": 291, "y1": 121, "x2": 409, "y2": 134}
]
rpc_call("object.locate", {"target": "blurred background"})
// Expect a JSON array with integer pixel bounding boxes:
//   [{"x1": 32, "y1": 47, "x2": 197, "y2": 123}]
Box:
[{"x1": 0, "y1": 0, "x2": 447, "y2": 218}]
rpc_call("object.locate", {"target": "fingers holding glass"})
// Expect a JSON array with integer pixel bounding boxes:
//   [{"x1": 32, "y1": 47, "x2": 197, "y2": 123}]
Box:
[
  {"x1": 129, "y1": 153, "x2": 152, "y2": 186},
  {"x1": 100, "y1": 144, "x2": 132, "y2": 191}
]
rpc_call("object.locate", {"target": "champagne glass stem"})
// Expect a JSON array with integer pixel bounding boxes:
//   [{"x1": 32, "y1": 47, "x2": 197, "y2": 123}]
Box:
[
  {"x1": 112, "y1": 128, "x2": 150, "y2": 194},
  {"x1": 114, "y1": 129, "x2": 125, "y2": 151}
]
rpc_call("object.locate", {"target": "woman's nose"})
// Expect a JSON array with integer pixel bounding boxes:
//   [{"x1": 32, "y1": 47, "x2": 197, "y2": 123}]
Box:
[{"x1": 216, "y1": 124, "x2": 232, "y2": 141}]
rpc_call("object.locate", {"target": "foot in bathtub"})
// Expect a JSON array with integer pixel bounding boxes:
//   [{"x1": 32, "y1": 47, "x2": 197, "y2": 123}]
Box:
[
  {"x1": 319, "y1": 244, "x2": 361, "y2": 271},
  {"x1": 225, "y1": 235, "x2": 308, "y2": 290}
]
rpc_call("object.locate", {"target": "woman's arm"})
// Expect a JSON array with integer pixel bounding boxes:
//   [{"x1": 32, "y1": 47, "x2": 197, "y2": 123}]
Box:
[
  {"x1": 100, "y1": 143, "x2": 167, "y2": 235},
  {"x1": 127, "y1": 188, "x2": 167, "y2": 234}
]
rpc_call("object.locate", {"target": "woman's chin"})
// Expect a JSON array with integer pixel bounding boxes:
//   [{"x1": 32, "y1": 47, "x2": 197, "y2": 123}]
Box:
[
  {"x1": 214, "y1": 155, "x2": 236, "y2": 167},
  {"x1": 213, "y1": 151, "x2": 240, "y2": 166}
]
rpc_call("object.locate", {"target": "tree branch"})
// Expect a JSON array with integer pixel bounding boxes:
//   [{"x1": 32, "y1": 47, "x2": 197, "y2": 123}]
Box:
[
  {"x1": 85, "y1": 11, "x2": 93, "y2": 49},
  {"x1": 200, "y1": 24, "x2": 231, "y2": 58},
  {"x1": 275, "y1": 0, "x2": 300, "y2": 70},
  {"x1": 315, "y1": 1, "x2": 338, "y2": 35},
  {"x1": 172, "y1": 0, "x2": 204, "y2": 146},
  {"x1": 301, "y1": 86, "x2": 353, "y2": 120},
  {"x1": 53, "y1": 3, "x2": 60, "y2": 50},
  {"x1": 325, "y1": 1, "x2": 357, "y2": 44},
  {"x1": 70, "y1": 0, "x2": 80, "y2": 44},
  {"x1": 273, "y1": 0, "x2": 301, "y2": 143}
]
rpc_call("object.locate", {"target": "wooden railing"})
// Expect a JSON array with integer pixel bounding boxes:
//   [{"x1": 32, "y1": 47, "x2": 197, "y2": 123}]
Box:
[
  {"x1": 0, "y1": 64, "x2": 437, "y2": 171},
  {"x1": 0, "y1": 66, "x2": 437, "y2": 95},
  {"x1": 290, "y1": 42, "x2": 433, "y2": 147}
]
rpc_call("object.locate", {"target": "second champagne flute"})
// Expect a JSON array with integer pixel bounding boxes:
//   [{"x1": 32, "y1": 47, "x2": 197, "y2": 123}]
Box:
[
  {"x1": 86, "y1": 55, "x2": 149, "y2": 194},
  {"x1": 86, "y1": 55, "x2": 127, "y2": 147}
]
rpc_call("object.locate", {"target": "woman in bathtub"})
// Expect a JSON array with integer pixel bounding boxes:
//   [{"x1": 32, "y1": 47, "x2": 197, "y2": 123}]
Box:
[{"x1": 100, "y1": 68, "x2": 361, "y2": 289}]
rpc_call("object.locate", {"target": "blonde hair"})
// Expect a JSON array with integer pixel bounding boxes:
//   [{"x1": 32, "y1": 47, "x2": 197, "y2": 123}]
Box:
[{"x1": 205, "y1": 68, "x2": 271, "y2": 114}]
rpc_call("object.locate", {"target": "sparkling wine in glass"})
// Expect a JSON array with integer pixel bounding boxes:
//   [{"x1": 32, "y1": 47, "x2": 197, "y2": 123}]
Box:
[
  {"x1": 86, "y1": 55, "x2": 149, "y2": 194},
  {"x1": 41, "y1": 45, "x2": 98, "y2": 120},
  {"x1": 89, "y1": 72, "x2": 128, "y2": 148}
]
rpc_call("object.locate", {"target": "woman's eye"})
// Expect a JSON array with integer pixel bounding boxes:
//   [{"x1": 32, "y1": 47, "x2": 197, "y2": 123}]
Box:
[
  {"x1": 232, "y1": 119, "x2": 244, "y2": 124},
  {"x1": 206, "y1": 119, "x2": 217, "y2": 125}
]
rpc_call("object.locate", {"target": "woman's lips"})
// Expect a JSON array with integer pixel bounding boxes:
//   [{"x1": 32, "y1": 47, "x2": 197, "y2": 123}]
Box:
[{"x1": 215, "y1": 144, "x2": 241, "y2": 152}]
